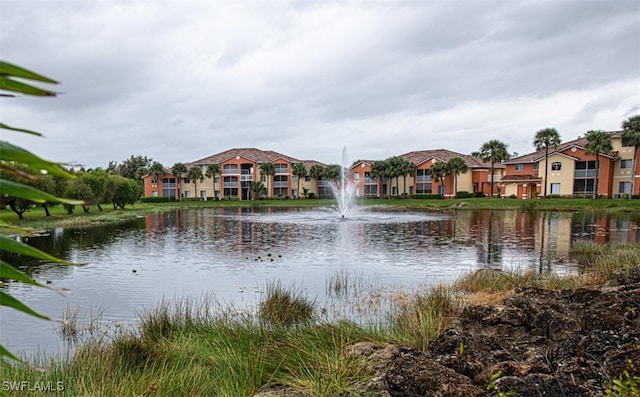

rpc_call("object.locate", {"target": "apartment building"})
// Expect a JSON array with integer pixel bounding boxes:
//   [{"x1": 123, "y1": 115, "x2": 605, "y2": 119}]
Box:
[
  {"x1": 144, "y1": 132, "x2": 638, "y2": 201},
  {"x1": 502, "y1": 131, "x2": 639, "y2": 198},
  {"x1": 143, "y1": 148, "x2": 326, "y2": 200},
  {"x1": 348, "y1": 149, "x2": 505, "y2": 198}
]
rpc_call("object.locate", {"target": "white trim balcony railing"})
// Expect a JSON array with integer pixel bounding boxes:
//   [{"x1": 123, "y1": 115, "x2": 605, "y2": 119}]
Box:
[
  {"x1": 364, "y1": 178, "x2": 378, "y2": 184},
  {"x1": 575, "y1": 170, "x2": 597, "y2": 178},
  {"x1": 223, "y1": 182, "x2": 238, "y2": 188},
  {"x1": 273, "y1": 181, "x2": 288, "y2": 187},
  {"x1": 240, "y1": 175, "x2": 253, "y2": 182},
  {"x1": 416, "y1": 175, "x2": 431, "y2": 182}
]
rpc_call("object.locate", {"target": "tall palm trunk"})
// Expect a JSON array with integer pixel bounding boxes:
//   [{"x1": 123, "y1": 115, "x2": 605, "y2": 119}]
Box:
[
  {"x1": 543, "y1": 146, "x2": 549, "y2": 196},
  {"x1": 593, "y1": 156, "x2": 600, "y2": 199}
]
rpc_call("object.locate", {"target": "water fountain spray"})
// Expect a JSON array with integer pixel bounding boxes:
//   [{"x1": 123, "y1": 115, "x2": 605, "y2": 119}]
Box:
[{"x1": 330, "y1": 146, "x2": 359, "y2": 218}]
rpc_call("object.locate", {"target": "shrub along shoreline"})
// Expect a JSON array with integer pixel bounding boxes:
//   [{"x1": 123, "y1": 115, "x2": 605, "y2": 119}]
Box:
[{"x1": 0, "y1": 242, "x2": 639, "y2": 396}]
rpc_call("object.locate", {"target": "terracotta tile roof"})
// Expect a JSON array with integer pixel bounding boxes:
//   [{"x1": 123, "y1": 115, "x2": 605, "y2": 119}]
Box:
[
  {"x1": 187, "y1": 148, "x2": 301, "y2": 166},
  {"x1": 301, "y1": 160, "x2": 327, "y2": 169},
  {"x1": 506, "y1": 131, "x2": 620, "y2": 164},
  {"x1": 400, "y1": 149, "x2": 504, "y2": 169},
  {"x1": 500, "y1": 174, "x2": 542, "y2": 182}
]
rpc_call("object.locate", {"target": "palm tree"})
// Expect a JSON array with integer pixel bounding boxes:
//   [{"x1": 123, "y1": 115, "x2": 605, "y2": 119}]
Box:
[
  {"x1": 474, "y1": 140, "x2": 510, "y2": 197},
  {"x1": 584, "y1": 130, "x2": 613, "y2": 199},
  {"x1": 447, "y1": 157, "x2": 468, "y2": 197},
  {"x1": 534, "y1": 128, "x2": 561, "y2": 197},
  {"x1": 205, "y1": 163, "x2": 220, "y2": 199},
  {"x1": 187, "y1": 166, "x2": 203, "y2": 200},
  {"x1": 292, "y1": 163, "x2": 307, "y2": 198},
  {"x1": 249, "y1": 181, "x2": 266, "y2": 200},
  {"x1": 622, "y1": 115, "x2": 640, "y2": 198},
  {"x1": 388, "y1": 156, "x2": 404, "y2": 198},
  {"x1": 259, "y1": 162, "x2": 275, "y2": 198},
  {"x1": 429, "y1": 161, "x2": 449, "y2": 196},
  {"x1": 400, "y1": 158, "x2": 415, "y2": 198},
  {"x1": 309, "y1": 164, "x2": 325, "y2": 197},
  {"x1": 172, "y1": 162, "x2": 187, "y2": 200},
  {"x1": 370, "y1": 160, "x2": 385, "y2": 198}
]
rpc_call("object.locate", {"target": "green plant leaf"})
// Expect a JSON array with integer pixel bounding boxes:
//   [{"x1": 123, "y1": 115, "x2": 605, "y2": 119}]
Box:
[
  {"x1": 0, "y1": 235, "x2": 77, "y2": 265},
  {"x1": 0, "y1": 260, "x2": 44, "y2": 287},
  {"x1": 0, "y1": 179, "x2": 83, "y2": 205},
  {"x1": 0, "y1": 76, "x2": 57, "y2": 97},
  {"x1": 0, "y1": 61, "x2": 58, "y2": 84},
  {"x1": 0, "y1": 290, "x2": 50, "y2": 320},
  {"x1": 0, "y1": 122, "x2": 42, "y2": 136},
  {"x1": 0, "y1": 141, "x2": 75, "y2": 178},
  {"x1": 0, "y1": 344, "x2": 24, "y2": 364}
]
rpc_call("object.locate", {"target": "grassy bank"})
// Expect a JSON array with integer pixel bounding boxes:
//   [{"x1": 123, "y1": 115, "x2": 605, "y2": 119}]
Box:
[
  {"x1": 1, "y1": 242, "x2": 638, "y2": 396},
  {"x1": 2, "y1": 197, "x2": 639, "y2": 232}
]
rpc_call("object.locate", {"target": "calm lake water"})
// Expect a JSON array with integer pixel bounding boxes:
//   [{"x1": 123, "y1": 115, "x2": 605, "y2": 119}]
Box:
[{"x1": 1, "y1": 207, "x2": 639, "y2": 358}]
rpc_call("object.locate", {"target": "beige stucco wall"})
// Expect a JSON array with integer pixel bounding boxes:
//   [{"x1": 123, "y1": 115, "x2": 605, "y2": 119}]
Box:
[{"x1": 538, "y1": 154, "x2": 576, "y2": 195}]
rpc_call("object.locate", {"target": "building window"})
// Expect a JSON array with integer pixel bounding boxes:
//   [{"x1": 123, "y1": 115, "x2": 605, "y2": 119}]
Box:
[
  {"x1": 550, "y1": 183, "x2": 560, "y2": 194},
  {"x1": 200, "y1": 178, "x2": 205, "y2": 184},
  {"x1": 214, "y1": 176, "x2": 220, "y2": 183},
  {"x1": 619, "y1": 182, "x2": 631, "y2": 194},
  {"x1": 223, "y1": 164, "x2": 238, "y2": 174},
  {"x1": 200, "y1": 190, "x2": 206, "y2": 198},
  {"x1": 151, "y1": 178, "x2": 157, "y2": 184},
  {"x1": 274, "y1": 164, "x2": 288, "y2": 174},
  {"x1": 573, "y1": 179, "x2": 595, "y2": 194},
  {"x1": 515, "y1": 164, "x2": 524, "y2": 171},
  {"x1": 184, "y1": 191, "x2": 191, "y2": 198},
  {"x1": 305, "y1": 175, "x2": 310, "y2": 182},
  {"x1": 621, "y1": 159, "x2": 633, "y2": 169},
  {"x1": 532, "y1": 162, "x2": 539, "y2": 170},
  {"x1": 551, "y1": 162, "x2": 562, "y2": 171}
]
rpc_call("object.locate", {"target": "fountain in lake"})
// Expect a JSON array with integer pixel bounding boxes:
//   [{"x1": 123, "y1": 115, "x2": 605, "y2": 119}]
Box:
[{"x1": 330, "y1": 146, "x2": 359, "y2": 218}]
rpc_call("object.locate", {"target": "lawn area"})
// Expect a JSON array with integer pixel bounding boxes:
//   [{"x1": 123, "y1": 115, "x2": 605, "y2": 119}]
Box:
[{"x1": 2, "y1": 197, "x2": 639, "y2": 232}]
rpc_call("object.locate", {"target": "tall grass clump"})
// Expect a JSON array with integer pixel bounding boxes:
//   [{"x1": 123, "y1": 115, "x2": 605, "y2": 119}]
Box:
[
  {"x1": 572, "y1": 241, "x2": 640, "y2": 285},
  {"x1": 386, "y1": 283, "x2": 462, "y2": 351},
  {"x1": 258, "y1": 281, "x2": 316, "y2": 326}
]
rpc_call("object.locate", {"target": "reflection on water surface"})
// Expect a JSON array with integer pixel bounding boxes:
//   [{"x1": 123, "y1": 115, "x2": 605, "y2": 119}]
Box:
[{"x1": 1, "y1": 207, "x2": 638, "y2": 357}]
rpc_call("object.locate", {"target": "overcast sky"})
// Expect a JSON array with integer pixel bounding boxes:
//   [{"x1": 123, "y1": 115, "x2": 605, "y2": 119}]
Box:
[{"x1": 2, "y1": 1, "x2": 639, "y2": 169}]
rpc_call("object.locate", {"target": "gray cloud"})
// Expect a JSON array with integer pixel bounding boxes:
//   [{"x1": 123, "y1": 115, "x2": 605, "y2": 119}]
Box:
[{"x1": 2, "y1": 0, "x2": 638, "y2": 168}]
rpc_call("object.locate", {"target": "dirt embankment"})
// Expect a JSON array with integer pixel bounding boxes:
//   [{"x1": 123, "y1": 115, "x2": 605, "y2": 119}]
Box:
[{"x1": 353, "y1": 272, "x2": 639, "y2": 396}]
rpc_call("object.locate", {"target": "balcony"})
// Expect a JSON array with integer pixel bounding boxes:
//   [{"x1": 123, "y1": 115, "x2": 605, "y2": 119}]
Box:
[
  {"x1": 364, "y1": 178, "x2": 378, "y2": 184},
  {"x1": 273, "y1": 181, "x2": 288, "y2": 188},
  {"x1": 223, "y1": 182, "x2": 238, "y2": 188},
  {"x1": 240, "y1": 175, "x2": 254, "y2": 182},
  {"x1": 416, "y1": 175, "x2": 432, "y2": 182},
  {"x1": 574, "y1": 170, "x2": 597, "y2": 178}
]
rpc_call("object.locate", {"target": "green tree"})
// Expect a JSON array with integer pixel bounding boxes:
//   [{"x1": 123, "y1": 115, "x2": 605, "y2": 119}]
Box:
[
  {"x1": 429, "y1": 161, "x2": 449, "y2": 196},
  {"x1": 149, "y1": 161, "x2": 165, "y2": 182},
  {"x1": 0, "y1": 61, "x2": 82, "y2": 363},
  {"x1": 369, "y1": 160, "x2": 384, "y2": 198},
  {"x1": 106, "y1": 174, "x2": 140, "y2": 209},
  {"x1": 292, "y1": 163, "x2": 307, "y2": 198},
  {"x1": 172, "y1": 162, "x2": 187, "y2": 200},
  {"x1": 474, "y1": 140, "x2": 510, "y2": 197},
  {"x1": 205, "y1": 163, "x2": 220, "y2": 199},
  {"x1": 447, "y1": 157, "x2": 468, "y2": 197},
  {"x1": 107, "y1": 155, "x2": 153, "y2": 181},
  {"x1": 82, "y1": 169, "x2": 109, "y2": 210},
  {"x1": 309, "y1": 164, "x2": 325, "y2": 197},
  {"x1": 534, "y1": 128, "x2": 561, "y2": 197},
  {"x1": 187, "y1": 166, "x2": 203, "y2": 200},
  {"x1": 64, "y1": 177, "x2": 95, "y2": 213},
  {"x1": 259, "y1": 162, "x2": 275, "y2": 198},
  {"x1": 249, "y1": 181, "x2": 267, "y2": 200},
  {"x1": 400, "y1": 158, "x2": 415, "y2": 198},
  {"x1": 323, "y1": 164, "x2": 341, "y2": 181},
  {"x1": 622, "y1": 115, "x2": 640, "y2": 198},
  {"x1": 584, "y1": 130, "x2": 613, "y2": 199}
]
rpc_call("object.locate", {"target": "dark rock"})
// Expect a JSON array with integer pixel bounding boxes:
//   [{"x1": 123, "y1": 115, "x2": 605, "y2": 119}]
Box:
[{"x1": 351, "y1": 275, "x2": 640, "y2": 397}]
